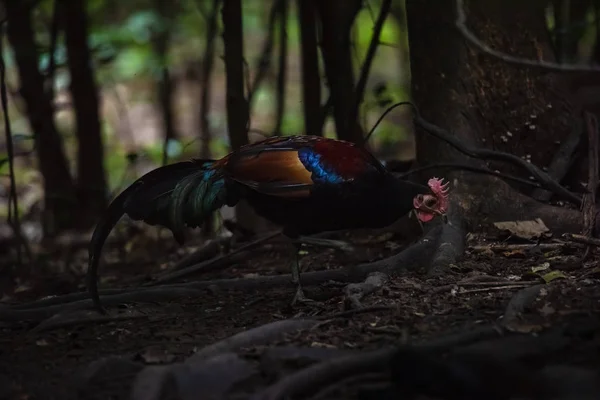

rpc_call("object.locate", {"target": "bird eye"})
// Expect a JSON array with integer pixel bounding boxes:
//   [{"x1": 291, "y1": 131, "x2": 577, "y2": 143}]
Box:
[{"x1": 424, "y1": 197, "x2": 437, "y2": 207}]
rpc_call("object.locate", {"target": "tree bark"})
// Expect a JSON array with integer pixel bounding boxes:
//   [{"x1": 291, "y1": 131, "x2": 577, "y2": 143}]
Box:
[
  {"x1": 5, "y1": 0, "x2": 78, "y2": 235},
  {"x1": 316, "y1": 0, "x2": 363, "y2": 143},
  {"x1": 405, "y1": 0, "x2": 584, "y2": 233},
  {"x1": 297, "y1": 0, "x2": 322, "y2": 136},
  {"x1": 152, "y1": 0, "x2": 177, "y2": 167},
  {"x1": 63, "y1": 0, "x2": 108, "y2": 227},
  {"x1": 222, "y1": 0, "x2": 266, "y2": 232}
]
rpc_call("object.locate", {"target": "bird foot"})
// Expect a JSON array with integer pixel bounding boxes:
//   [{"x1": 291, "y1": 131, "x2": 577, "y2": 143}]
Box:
[{"x1": 290, "y1": 286, "x2": 322, "y2": 307}]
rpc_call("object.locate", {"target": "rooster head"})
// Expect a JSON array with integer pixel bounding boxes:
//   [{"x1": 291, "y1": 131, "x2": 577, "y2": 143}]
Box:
[{"x1": 412, "y1": 177, "x2": 450, "y2": 223}]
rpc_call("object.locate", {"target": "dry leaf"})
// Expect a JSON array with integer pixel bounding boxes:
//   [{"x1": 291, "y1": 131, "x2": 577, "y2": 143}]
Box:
[{"x1": 493, "y1": 218, "x2": 549, "y2": 239}]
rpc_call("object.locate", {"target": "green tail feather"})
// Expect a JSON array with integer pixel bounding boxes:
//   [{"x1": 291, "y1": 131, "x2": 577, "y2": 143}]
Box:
[{"x1": 87, "y1": 160, "x2": 231, "y2": 313}]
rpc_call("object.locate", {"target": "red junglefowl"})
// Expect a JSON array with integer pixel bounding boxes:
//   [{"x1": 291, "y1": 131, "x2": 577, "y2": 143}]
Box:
[{"x1": 88, "y1": 135, "x2": 449, "y2": 312}]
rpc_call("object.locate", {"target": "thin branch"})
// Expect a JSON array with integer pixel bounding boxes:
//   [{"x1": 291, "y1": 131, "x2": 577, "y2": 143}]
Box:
[
  {"x1": 366, "y1": 101, "x2": 582, "y2": 205},
  {"x1": 455, "y1": 0, "x2": 600, "y2": 73},
  {"x1": 398, "y1": 163, "x2": 543, "y2": 189},
  {"x1": 352, "y1": 0, "x2": 392, "y2": 127}
]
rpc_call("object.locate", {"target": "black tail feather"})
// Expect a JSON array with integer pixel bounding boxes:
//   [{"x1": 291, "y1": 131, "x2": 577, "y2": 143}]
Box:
[{"x1": 87, "y1": 161, "x2": 215, "y2": 313}]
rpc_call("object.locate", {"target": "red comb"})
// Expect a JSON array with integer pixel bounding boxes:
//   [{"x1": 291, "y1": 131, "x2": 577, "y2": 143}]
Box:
[
  {"x1": 428, "y1": 177, "x2": 449, "y2": 213},
  {"x1": 428, "y1": 177, "x2": 449, "y2": 197}
]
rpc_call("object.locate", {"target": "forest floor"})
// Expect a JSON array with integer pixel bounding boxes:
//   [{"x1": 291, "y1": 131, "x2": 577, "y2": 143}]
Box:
[{"x1": 0, "y1": 225, "x2": 599, "y2": 400}]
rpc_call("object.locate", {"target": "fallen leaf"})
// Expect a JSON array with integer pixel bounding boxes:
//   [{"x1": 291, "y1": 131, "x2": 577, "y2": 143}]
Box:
[
  {"x1": 531, "y1": 262, "x2": 550, "y2": 273},
  {"x1": 493, "y1": 218, "x2": 549, "y2": 239},
  {"x1": 541, "y1": 270, "x2": 567, "y2": 283}
]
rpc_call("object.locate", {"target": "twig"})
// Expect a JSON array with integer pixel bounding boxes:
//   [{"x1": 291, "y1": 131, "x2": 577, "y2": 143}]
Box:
[
  {"x1": 469, "y1": 243, "x2": 575, "y2": 252},
  {"x1": 146, "y1": 230, "x2": 280, "y2": 285},
  {"x1": 459, "y1": 284, "x2": 534, "y2": 295},
  {"x1": 563, "y1": 232, "x2": 600, "y2": 247},
  {"x1": 455, "y1": 0, "x2": 600, "y2": 73},
  {"x1": 353, "y1": 0, "x2": 392, "y2": 130},
  {"x1": 431, "y1": 280, "x2": 536, "y2": 294}
]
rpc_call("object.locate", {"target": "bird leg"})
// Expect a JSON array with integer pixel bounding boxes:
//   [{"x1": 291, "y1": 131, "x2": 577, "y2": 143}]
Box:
[
  {"x1": 289, "y1": 242, "x2": 320, "y2": 306},
  {"x1": 292, "y1": 235, "x2": 354, "y2": 253}
]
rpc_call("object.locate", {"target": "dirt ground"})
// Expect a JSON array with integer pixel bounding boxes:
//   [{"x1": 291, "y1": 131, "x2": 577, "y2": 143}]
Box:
[{"x1": 0, "y1": 227, "x2": 599, "y2": 400}]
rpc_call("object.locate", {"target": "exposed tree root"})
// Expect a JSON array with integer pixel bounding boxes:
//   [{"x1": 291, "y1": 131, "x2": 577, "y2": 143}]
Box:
[
  {"x1": 343, "y1": 272, "x2": 389, "y2": 309},
  {"x1": 187, "y1": 318, "x2": 320, "y2": 363},
  {"x1": 531, "y1": 118, "x2": 584, "y2": 202},
  {"x1": 0, "y1": 287, "x2": 203, "y2": 322},
  {"x1": 501, "y1": 284, "x2": 544, "y2": 331},
  {"x1": 31, "y1": 309, "x2": 148, "y2": 333},
  {"x1": 247, "y1": 312, "x2": 599, "y2": 400}
]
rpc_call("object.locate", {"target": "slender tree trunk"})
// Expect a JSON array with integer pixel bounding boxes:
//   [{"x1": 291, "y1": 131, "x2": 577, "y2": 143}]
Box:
[
  {"x1": 152, "y1": 0, "x2": 176, "y2": 166},
  {"x1": 199, "y1": 0, "x2": 221, "y2": 236},
  {"x1": 316, "y1": 0, "x2": 363, "y2": 143},
  {"x1": 199, "y1": 0, "x2": 220, "y2": 159},
  {"x1": 405, "y1": 0, "x2": 583, "y2": 232},
  {"x1": 63, "y1": 0, "x2": 107, "y2": 226},
  {"x1": 273, "y1": 0, "x2": 288, "y2": 136},
  {"x1": 222, "y1": 0, "x2": 249, "y2": 150},
  {"x1": 5, "y1": 0, "x2": 78, "y2": 235},
  {"x1": 222, "y1": 0, "x2": 266, "y2": 232},
  {"x1": 297, "y1": 0, "x2": 322, "y2": 136}
]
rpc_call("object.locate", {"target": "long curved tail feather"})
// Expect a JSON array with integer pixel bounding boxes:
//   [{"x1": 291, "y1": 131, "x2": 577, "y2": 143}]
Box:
[{"x1": 87, "y1": 160, "x2": 229, "y2": 313}]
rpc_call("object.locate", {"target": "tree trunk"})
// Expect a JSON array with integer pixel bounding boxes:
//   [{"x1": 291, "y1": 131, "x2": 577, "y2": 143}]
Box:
[
  {"x1": 222, "y1": 0, "x2": 266, "y2": 233},
  {"x1": 152, "y1": 0, "x2": 177, "y2": 166},
  {"x1": 5, "y1": 0, "x2": 78, "y2": 236},
  {"x1": 297, "y1": 0, "x2": 323, "y2": 136},
  {"x1": 316, "y1": 0, "x2": 363, "y2": 143},
  {"x1": 199, "y1": 0, "x2": 220, "y2": 159},
  {"x1": 405, "y1": 0, "x2": 584, "y2": 233},
  {"x1": 63, "y1": 0, "x2": 108, "y2": 227}
]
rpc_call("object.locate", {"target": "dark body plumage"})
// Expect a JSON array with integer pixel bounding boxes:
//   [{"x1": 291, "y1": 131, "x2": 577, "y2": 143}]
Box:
[{"x1": 88, "y1": 135, "x2": 432, "y2": 310}]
